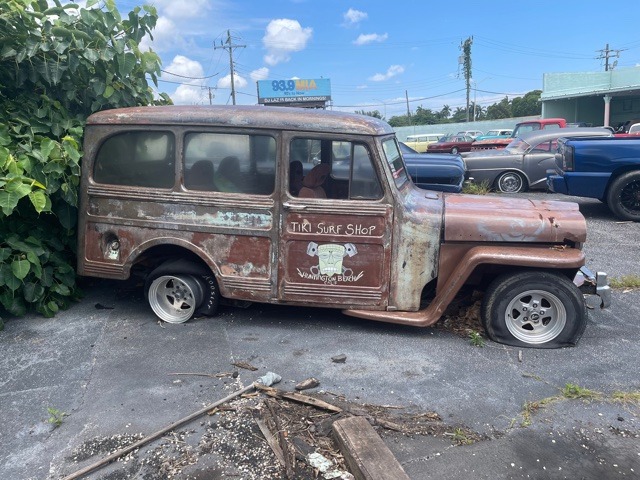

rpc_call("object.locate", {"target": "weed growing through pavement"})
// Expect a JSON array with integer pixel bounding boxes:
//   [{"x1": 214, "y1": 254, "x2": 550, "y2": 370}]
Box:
[
  {"x1": 462, "y1": 180, "x2": 491, "y2": 195},
  {"x1": 516, "y1": 382, "x2": 640, "y2": 428},
  {"x1": 468, "y1": 330, "x2": 484, "y2": 347},
  {"x1": 47, "y1": 407, "x2": 67, "y2": 428},
  {"x1": 562, "y1": 383, "x2": 602, "y2": 401},
  {"x1": 609, "y1": 275, "x2": 640, "y2": 289}
]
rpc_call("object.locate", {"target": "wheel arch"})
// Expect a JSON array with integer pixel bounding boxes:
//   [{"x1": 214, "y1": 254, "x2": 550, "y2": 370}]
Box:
[
  {"x1": 602, "y1": 165, "x2": 640, "y2": 201},
  {"x1": 126, "y1": 238, "x2": 221, "y2": 281}
]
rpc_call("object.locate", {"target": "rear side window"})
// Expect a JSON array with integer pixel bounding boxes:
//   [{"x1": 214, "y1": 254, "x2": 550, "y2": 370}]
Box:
[
  {"x1": 93, "y1": 131, "x2": 175, "y2": 188},
  {"x1": 183, "y1": 133, "x2": 276, "y2": 194}
]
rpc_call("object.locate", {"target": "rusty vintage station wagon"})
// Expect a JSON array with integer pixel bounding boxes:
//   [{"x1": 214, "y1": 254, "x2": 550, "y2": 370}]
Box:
[{"x1": 77, "y1": 106, "x2": 609, "y2": 348}]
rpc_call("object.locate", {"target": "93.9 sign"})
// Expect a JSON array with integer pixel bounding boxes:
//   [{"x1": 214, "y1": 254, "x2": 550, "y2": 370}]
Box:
[{"x1": 257, "y1": 78, "x2": 331, "y2": 104}]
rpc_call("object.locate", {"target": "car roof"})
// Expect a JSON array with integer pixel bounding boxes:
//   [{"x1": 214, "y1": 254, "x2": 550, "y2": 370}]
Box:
[
  {"x1": 516, "y1": 127, "x2": 611, "y2": 143},
  {"x1": 87, "y1": 105, "x2": 395, "y2": 136}
]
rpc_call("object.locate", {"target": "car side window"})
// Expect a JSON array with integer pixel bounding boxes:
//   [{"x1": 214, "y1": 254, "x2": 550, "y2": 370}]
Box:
[
  {"x1": 93, "y1": 131, "x2": 175, "y2": 188},
  {"x1": 183, "y1": 132, "x2": 276, "y2": 194},
  {"x1": 289, "y1": 138, "x2": 382, "y2": 200}
]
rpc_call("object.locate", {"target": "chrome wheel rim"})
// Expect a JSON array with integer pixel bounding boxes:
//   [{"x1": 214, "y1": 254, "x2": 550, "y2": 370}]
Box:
[
  {"x1": 505, "y1": 289, "x2": 566, "y2": 344},
  {"x1": 148, "y1": 275, "x2": 203, "y2": 323},
  {"x1": 498, "y1": 173, "x2": 523, "y2": 193}
]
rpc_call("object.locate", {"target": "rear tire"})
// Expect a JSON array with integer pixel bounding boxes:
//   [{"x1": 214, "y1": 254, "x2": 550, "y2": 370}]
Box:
[
  {"x1": 495, "y1": 171, "x2": 527, "y2": 193},
  {"x1": 481, "y1": 271, "x2": 586, "y2": 348},
  {"x1": 146, "y1": 274, "x2": 205, "y2": 323},
  {"x1": 451, "y1": 147, "x2": 459, "y2": 154},
  {"x1": 606, "y1": 171, "x2": 640, "y2": 221}
]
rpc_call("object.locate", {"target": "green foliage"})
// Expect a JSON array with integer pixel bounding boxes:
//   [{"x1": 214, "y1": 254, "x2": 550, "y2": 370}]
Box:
[
  {"x1": 462, "y1": 180, "x2": 491, "y2": 195},
  {"x1": 468, "y1": 330, "x2": 484, "y2": 347},
  {"x1": 562, "y1": 383, "x2": 601, "y2": 401},
  {"x1": 609, "y1": 275, "x2": 640, "y2": 289},
  {"x1": 0, "y1": 0, "x2": 169, "y2": 318},
  {"x1": 355, "y1": 110, "x2": 383, "y2": 119},
  {"x1": 47, "y1": 407, "x2": 67, "y2": 428}
]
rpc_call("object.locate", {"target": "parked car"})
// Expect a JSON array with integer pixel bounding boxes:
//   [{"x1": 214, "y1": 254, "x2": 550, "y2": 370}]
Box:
[
  {"x1": 614, "y1": 122, "x2": 640, "y2": 137},
  {"x1": 77, "y1": 105, "x2": 609, "y2": 348},
  {"x1": 427, "y1": 135, "x2": 475, "y2": 154},
  {"x1": 474, "y1": 129, "x2": 513, "y2": 141},
  {"x1": 399, "y1": 142, "x2": 465, "y2": 193},
  {"x1": 472, "y1": 118, "x2": 567, "y2": 151},
  {"x1": 456, "y1": 129, "x2": 483, "y2": 139},
  {"x1": 548, "y1": 135, "x2": 640, "y2": 221},
  {"x1": 465, "y1": 128, "x2": 612, "y2": 193},
  {"x1": 404, "y1": 133, "x2": 444, "y2": 153}
]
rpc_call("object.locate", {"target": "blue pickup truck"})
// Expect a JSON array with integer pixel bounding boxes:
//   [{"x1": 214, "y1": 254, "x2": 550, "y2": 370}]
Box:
[{"x1": 548, "y1": 136, "x2": 640, "y2": 221}]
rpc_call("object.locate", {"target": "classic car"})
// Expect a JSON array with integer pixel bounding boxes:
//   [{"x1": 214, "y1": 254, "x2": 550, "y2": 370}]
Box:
[
  {"x1": 77, "y1": 105, "x2": 609, "y2": 348},
  {"x1": 474, "y1": 129, "x2": 513, "y2": 141},
  {"x1": 456, "y1": 129, "x2": 483, "y2": 139},
  {"x1": 399, "y1": 142, "x2": 465, "y2": 193},
  {"x1": 404, "y1": 133, "x2": 444, "y2": 152},
  {"x1": 426, "y1": 134, "x2": 475, "y2": 154},
  {"x1": 465, "y1": 128, "x2": 612, "y2": 193},
  {"x1": 471, "y1": 118, "x2": 567, "y2": 151}
]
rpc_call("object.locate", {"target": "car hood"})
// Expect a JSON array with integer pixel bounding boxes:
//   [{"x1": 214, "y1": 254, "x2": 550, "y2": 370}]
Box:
[{"x1": 443, "y1": 194, "x2": 586, "y2": 244}]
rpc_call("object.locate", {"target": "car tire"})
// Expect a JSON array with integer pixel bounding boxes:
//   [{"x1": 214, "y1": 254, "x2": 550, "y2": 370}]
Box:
[
  {"x1": 606, "y1": 171, "x2": 640, "y2": 221},
  {"x1": 481, "y1": 270, "x2": 587, "y2": 348},
  {"x1": 451, "y1": 147, "x2": 459, "y2": 154},
  {"x1": 495, "y1": 171, "x2": 527, "y2": 193},
  {"x1": 146, "y1": 274, "x2": 205, "y2": 323},
  {"x1": 144, "y1": 260, "x2": 220, "y2": 322}
]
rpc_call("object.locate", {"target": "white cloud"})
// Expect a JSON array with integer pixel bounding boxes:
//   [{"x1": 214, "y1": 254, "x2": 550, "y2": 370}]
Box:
[
  {"x1": 353, "y1": 33, "x2": 388, "y2": 46},
  {"x1": 262, "y1": 19, "x2": 312, "y2": 66},
  {"x1": 250, "y1": 67, "x2": 270, "y2": 81},
  {"x1": 218, "y1": 73, "x2": 248, "y2": 89},
  {"x1": 369, "y1": 65, "x2": 405, "y2": 82},
  {"x1": 170, "y1": 84, "x2": 206, "y2": 105},
  {"x1": 140, "y1": 16, "x2": 179, "y2": 52},
  {"x1": 343, "y1": 8, "x2": 367, "y2": 25},
  {"x1": 162, "y1": 55, "x2": 205, "y2": 83},
  {"x1": 152, "y1": 0, "x2": 212, "y2": 19}
]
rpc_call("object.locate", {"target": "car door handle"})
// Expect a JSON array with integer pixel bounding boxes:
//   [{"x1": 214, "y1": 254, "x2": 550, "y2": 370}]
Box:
[{"x1": 283, "y1": 202, "x2": 307, "y2": 211}]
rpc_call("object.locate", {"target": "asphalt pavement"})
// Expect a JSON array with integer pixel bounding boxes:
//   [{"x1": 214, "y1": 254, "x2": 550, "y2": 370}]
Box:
[{"x1": 0, "y1": 192, "x2": 638, "y2": 479}]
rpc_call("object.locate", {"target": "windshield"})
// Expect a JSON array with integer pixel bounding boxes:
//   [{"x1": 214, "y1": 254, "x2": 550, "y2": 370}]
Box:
[
  {"x1": 383, "y1": 138, "x2": 409, "y2": 188},
  {"x1": 504, "y1": 138, "x2": 531, "y2": 154}
]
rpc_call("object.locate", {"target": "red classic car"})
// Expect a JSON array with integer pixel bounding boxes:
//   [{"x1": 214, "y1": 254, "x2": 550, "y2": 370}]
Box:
[{"x1": 426, "y1": 134, "x2": 474, "y2": 154}]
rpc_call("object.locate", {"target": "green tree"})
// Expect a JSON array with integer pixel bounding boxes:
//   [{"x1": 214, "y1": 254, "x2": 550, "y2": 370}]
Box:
[
  {"x1": 0, "y1": 0, "x2": 169, "y2": 322},
  {"x1": 355, "y1": 110, "x2": 383, "y2": 119},
  {"x1": 511, "y1": 90, "x2": 542, "y2": 117},
  {"x1": 485, "y1": 97, "x2": 512, "y2": 120}
]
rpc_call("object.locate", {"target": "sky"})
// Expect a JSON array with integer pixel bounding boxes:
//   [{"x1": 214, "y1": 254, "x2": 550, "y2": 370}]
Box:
[{"x1": 111, "y1": 0, "x2": 640, "y2": 119}]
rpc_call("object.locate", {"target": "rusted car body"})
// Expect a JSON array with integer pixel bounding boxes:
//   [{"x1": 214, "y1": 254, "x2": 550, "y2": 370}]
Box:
[{"x1": 78, "y1": 106, "x2": 609, "y2": 348}]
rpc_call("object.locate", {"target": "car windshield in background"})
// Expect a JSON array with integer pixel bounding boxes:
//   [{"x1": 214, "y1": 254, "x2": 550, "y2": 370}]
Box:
[{"x1": 505, "y1": 138, "x2": 531, "y2": 154}]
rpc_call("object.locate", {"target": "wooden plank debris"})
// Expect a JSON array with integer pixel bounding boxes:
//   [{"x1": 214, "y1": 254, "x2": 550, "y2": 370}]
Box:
[
  {"x1": 333, "y1": 416, "x2": 411, "y2": 480},
  {"x1": 254, "y1": 384, "x2": 343, "y2": 413}
]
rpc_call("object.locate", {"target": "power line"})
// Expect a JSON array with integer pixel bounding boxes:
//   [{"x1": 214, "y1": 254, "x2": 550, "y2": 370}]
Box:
[{"x1": 160, "y1": 69, "x2": 220, "y2": 79}]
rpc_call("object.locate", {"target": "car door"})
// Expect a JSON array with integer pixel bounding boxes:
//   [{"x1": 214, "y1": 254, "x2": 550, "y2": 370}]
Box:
[
  {"x1": 279, "y1": 134, "x2": 393, "y2": 308},
  {"x1": 524, "y1": 139, "x2": 558, "y2": 187}
]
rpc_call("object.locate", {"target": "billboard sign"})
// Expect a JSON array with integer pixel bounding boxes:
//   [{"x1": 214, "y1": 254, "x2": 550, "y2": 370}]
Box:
[{"x1": 257, "y1": 78, "x2": 331, "y2": 104}]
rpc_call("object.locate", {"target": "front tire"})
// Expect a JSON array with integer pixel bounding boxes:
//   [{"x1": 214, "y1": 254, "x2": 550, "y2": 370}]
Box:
[
  {"x1": 495, "y1": 171, "x2": 527, "y2": 193},
  {"x1": 481, "y1": 271, "x2": 587, "y2": 348},
  {"x1": 606, "y1": 171, "x2": 640, "y2": 221}
]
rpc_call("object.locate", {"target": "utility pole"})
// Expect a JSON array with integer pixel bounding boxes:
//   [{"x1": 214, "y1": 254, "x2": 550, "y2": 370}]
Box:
[
  {"x1": 459, "y1": 36, "x2": 473, "y2": 122},
  {"x1": 596, "y1": 44, "x2": 623, "y2": 71},
  {"x1": 405, "y1": 90, "x2": 411, "y2": 117},
  {"x1": 214, "y1": 30, "x2": 245, "y2": 105}
]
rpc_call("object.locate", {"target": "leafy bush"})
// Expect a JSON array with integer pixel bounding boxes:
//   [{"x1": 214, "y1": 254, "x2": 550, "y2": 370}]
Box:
[{"x1": 0, "y1": 0, "x2": 170, "y2": 323}]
